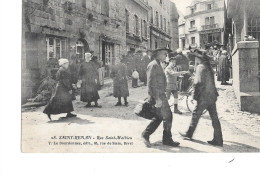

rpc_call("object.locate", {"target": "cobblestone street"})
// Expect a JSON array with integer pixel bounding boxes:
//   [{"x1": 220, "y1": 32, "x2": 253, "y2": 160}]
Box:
[{"x1": 22, "y1": 78, "x2": 260, "y2": 153}]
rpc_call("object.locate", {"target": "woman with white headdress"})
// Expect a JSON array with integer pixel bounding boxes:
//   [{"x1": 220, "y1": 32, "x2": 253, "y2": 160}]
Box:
[
  {"x1": 78, "y1": 52, "x2": 101, "y2": 107},
  {"x1": 43, "y1": 58, "x2": 77, "y2": 120}
]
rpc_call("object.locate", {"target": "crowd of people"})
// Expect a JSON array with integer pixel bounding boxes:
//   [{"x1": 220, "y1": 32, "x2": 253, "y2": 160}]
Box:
[{"x1": 43, "y1": 43, "x2": 230, "y2": 148}]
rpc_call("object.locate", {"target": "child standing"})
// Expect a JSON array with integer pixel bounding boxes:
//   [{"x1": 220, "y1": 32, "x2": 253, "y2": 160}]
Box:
[{"x1": 164, "y1": 56, "x2": 184, "y2": 114}]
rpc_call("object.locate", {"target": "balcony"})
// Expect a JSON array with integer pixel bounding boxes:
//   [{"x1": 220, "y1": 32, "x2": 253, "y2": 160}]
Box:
[
  {"x1": 202, "y1": 23, "x2": 218, "y2": 30},
  {"x1": 188, "y1": 27, "x2": 197, "y2": 32},
  {"x1": 179, "y1": 34, "x2": 185, "y2": 38}
]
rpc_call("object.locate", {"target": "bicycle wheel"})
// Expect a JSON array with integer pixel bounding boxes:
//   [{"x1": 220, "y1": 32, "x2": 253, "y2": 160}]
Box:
[{"x1": 186, "y1": 95, "x2": 207, "y2": 114}]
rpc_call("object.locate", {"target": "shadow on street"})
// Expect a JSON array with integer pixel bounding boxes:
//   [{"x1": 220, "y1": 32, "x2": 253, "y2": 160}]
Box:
[
  {"x1": 48, "y1": 117, "x2": 95, "y2": 125},
  {"x1": 151, "y1": 140, "x2": 204, "y2": 153},
  {"x1": 223, "y1": 141, "x2": 260, "y2": 152}
]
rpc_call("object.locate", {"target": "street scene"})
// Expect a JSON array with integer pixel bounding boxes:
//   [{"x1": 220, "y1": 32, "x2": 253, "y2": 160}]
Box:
[{"x1": 21, "y1": 0, "x2": 260, "y2": 153}]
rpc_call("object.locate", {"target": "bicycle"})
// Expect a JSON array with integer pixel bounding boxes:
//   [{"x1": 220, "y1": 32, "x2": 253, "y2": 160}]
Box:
[{"x1": 177, "y1": 73, "x2": 207, "y2": 114}]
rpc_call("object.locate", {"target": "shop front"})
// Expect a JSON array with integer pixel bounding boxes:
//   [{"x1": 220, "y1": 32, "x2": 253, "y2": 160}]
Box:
[{"x1": 199, "y1": 28, "x2": 222, "y2": 47}]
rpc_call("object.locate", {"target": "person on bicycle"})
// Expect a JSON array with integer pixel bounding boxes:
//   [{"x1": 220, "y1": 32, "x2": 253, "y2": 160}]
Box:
[
  {"x1": 180, "y1": 49, "x2": 223, "y2": 147},
  {"x1": 165, "y1": 53, "x2": 184, "y2": 114}
]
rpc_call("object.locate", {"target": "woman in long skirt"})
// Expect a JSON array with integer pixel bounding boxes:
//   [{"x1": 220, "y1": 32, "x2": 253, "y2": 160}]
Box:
[
  {"x1": 78, "y1": 53, "x2": 101, "y2": 108},
  {"x1": 43, "y1": 58, "x2": 77, "y2": 120}
]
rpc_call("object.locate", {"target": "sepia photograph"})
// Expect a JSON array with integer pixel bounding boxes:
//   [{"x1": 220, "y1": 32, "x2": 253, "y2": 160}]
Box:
[{"x1": 20, "y1": 0, "x2": 260, "y2": 154}]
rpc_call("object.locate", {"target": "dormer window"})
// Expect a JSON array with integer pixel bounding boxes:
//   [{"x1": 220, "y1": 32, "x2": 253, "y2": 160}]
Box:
[
  {"x1": 191, "y1": 8, "x2": 194, "y2": 14},
  {"x1": 207, "y1": 3, "x2": 212, "y2": 10}
]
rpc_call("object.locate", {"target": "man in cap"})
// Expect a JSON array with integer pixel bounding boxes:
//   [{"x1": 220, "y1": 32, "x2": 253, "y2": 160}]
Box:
[
  {"x1": 175, "y1": 48, "x2": 189, "y2": 71},
  {"x1": 141, "y1": 48, "x2": 180, "y2": 147},
  {"x1": 165, "y1": 52, "x2": 185, "y2": 114},
  {"x1": 180, "y1": 49, "x2": 223, "y2": 146}
]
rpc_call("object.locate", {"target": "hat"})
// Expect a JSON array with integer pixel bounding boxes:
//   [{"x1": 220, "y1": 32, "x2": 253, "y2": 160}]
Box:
[
  {"x1": 92, "y1": 56, "x2": 98, "y2": 60},
  {"x1": 176, "y1": 48, "x2": 182, "y2": 53},
  {"x1": 221, "y1": 50, "x2": 227, "y2": 55},
  {"x1": 85, "y1": 52, "x2": 92, "y2": 58},
  {"x1": 168, "y1": 51, "x2": 178, "y2": 58},
  {"x1": 169, "y1": 57, "x2": 177, "y2": 61},
  {"x1": 152, "y1": 47, "x2": 172, "y2": 55},
  {"x1": 191, "y1": 49, "x2": 209, "y2": 61},
  {"x1": 58, "y1": 58, "x2": 69, "y2": 66}
]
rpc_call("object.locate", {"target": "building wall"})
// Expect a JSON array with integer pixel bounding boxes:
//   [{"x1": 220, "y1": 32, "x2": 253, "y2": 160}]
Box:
[
  {"x1": 147, "y1": 0, "x2": 178, "y2": 50},
  {"x1": 181, "y1": 0, "x2": 225, "y2": 48},
  {"x1": 170, "y1": 1, "x2": 179, "y2": 51},
  {"x1": 22, "y1": 0, "x2": 126, "y2": 102},
  {"x1": 124, "y1": 0, "x2": 149, "y2": 51},
  {"x1": 22, "y1": 0, "x2": 179, "y2": 102}
]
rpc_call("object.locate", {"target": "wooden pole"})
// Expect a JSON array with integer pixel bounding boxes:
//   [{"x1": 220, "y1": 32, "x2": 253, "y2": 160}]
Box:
[{"x1": 243, "y1": 4, "x2": 248, "y2": 37}]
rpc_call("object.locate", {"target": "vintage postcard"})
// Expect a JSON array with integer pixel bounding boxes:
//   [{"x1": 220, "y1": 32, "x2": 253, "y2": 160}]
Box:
[{"x1": 21, "y1": 0, "x2": 260, "y2": 153}]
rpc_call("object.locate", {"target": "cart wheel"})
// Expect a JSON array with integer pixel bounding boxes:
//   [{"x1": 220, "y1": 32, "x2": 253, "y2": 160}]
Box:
[{"x1": 186, "y1": 95, "x2": 207, "y2": 114}]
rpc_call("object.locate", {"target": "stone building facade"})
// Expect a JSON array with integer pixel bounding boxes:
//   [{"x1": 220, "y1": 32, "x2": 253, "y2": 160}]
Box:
[
  {"x1": 22, "y1": 0, "x2": 126, "y2": 103},
  {"x1": 147, "y1": 0, "x2": 179, "y2": 51},
  {"x1": 179, "y1": 0, "x2": 225, "y2": 49},
  {"x1": 22, "y1": 0, "x2": 179, "y2": 103},
  {"x1": 227, "y1": 0, "x2": 260, "y2": 113},
  {"x1": 124, "y1": 0, "x2": 150, "y2": 52}
]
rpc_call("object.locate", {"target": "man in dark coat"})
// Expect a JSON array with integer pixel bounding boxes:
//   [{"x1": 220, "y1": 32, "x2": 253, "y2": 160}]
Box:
[
  {"x1": 217, "y1": 50, "x2": 230, "y2": 85},
  {"x1": 110, "y1": 57, "x2": 129, "y2": 106},
  {"x1": 175, "y1": 48, "x2": 189, "y2": 71},
  {"x1": 43, "y1": 58, "x2": 77, "y2": 120},
  {"x1": 141, "y1": 48, "x2": 180, "y2": 148},
  {"x1": 126, "y1": 51, "x2": 134, "y2": 76},
  {"x1": 140, "y1": 51, "x2": 151, "y2": 86},
  {"x1": 180, "y1": 49, "x2": 223, "y2": 146},
  {"x1": 78, "y1": 53, "x2": 101, "y2": 108},
  {"x1": 90, "y1": 56, "x2": 102, "y2": 90}
]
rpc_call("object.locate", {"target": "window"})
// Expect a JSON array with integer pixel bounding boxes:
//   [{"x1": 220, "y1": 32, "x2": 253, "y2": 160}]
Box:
[
  {"x1": 134, "y1": 15, "x2": 139, "y2": 35},
  {"x1": 168, "y1": 21, "x2": 170, "y2": 34},
  {"x1": 164, "y1": 18, "x2": 166, "y2": 31},
  {"x1": 141, "y1": 19, "x2": 143, "y2": 37},
  {"x1": 191, "y1": 37, "x2": 195, "y2": 44},
  {"x1": 113, "y1": 44, "x2": 120, "y2": 65},
  {"x1": 81, "y1": 0, "x2": 86, "y2": 8},
  {"x1": 160, "y1": 15, "x2": 163, "y2": 29},
  {"x1": 125, "y1": 9, "x2": 129, "y2": 32},
  {"x1": 101, "y1": 0, "x2": 109, "y2": 17},
  {"x1": 47, "y1": 37, "x2": 67, "y2": 60},
  {"x1": 143, "y1": 20, "x2": 147, "y2": 38},
  {"x1": 76, "y1": 41, "x2": 85, "y2": 59},
  {"x1": 190, "y1": 20, "x2": 195, "y2": 28},
  {"x1": 248, "y1": 17, "x2": 260, "y2": 40},
  {"x1": 155, "y1": 41, "x2": 158, "y2": 49},
  {"x1": 191, "y1": 8, "x2": 194, "y2": 14},
  {"x1": 156, "y1": 11, "x2": 159, "y2": 27},
  {"x1": 150, "y1": 7, "x2": 153, "y2": 24},
  {"x1": 207, "y1": 4, "x2": 212, "y2": 10},
  {"x1": 205, "y1": 16, "x2": 215, "y2": 25}
]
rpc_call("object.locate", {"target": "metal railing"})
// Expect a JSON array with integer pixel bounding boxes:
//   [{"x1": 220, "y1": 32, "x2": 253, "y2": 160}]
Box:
[
  {"x1": 188, "y1": 27, "x2": 197, "y2": 32},
  {"x1": 202, "y1": 23, "x2": 218, "y2": 30}
]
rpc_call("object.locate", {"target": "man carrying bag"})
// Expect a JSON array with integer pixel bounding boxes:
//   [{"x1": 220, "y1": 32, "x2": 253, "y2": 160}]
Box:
[{"x1": 141, "y1": 48, "x2": 180, "y2": 148}]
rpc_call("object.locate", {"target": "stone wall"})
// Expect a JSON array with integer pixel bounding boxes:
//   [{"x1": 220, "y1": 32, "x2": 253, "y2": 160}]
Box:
[
  {"x1": 22, "y1": 0, "x2": 126, "y2": 102},
  {"x1": 232, "y1": 41, "x2": 260, "y2": 113}
]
